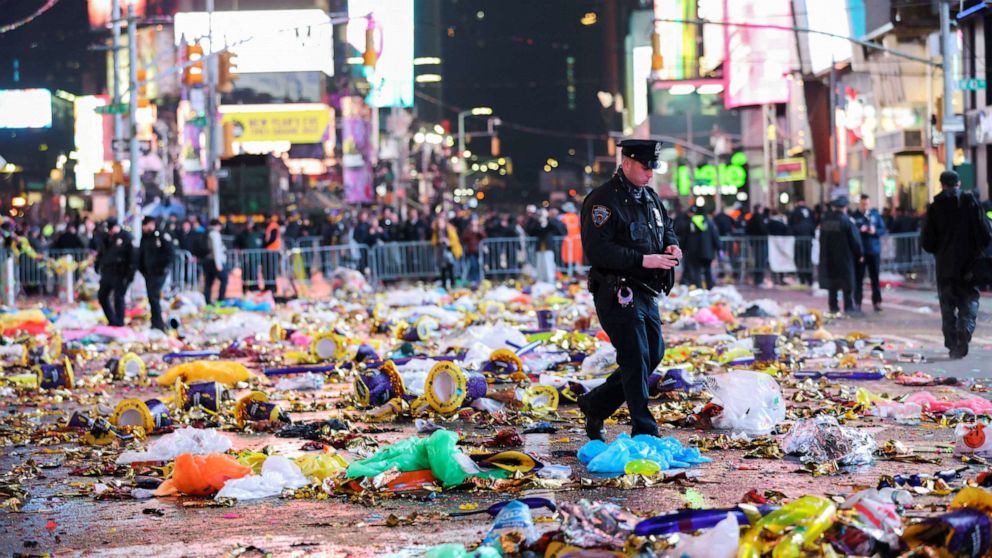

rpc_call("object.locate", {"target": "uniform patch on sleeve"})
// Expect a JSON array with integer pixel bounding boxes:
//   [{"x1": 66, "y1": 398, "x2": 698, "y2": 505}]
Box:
[{"x1": 591, "y1": 205, "x2": 611, "y2": 227}]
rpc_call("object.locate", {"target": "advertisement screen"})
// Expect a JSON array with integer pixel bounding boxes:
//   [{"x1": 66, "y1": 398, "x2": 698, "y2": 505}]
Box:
[
  {"x1": 0, "y1": 89, "x2": 53, "y2": 128},
  {"x1": 804, "y1": 0, "x2": 854, "y2": 74},
  {"x1": 74, "y1": 95, "x2": 109, "y2": 191},
  {"x1": 724, "y1": 0, "x2": 793, "y2": 108},
  {"x1": 88, "y1": 0, "x2": 145, "y2": 28},
  {"x1": 219, "y1": 104, "x2": 333, "y2": 144},
  {"x1": 347, "y1": 0, "x2": 414, "y2": 108},
  {"x1": 174, "y1": 10, "x2": 334, "y2": 76}
]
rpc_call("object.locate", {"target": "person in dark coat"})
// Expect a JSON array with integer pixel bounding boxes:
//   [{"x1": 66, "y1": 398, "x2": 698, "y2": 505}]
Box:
[
  {"x1": 52, "y1": 225, "x2": 86, "y2": 251},
  {"x1": 789, "y1": 200, "x2": 817, "y2": 286},
  {"x1": 818, "y1": 197, "x2": 863, "y2": 316},
  {"x1": 850, "y1": 194, "x2": 888, "y2": 312},
  {"x1": 678, "y1": 205, "x2": 721, "y2": 289},
  {"x1": 922, "y1": 170, "x2": 992, "y2": 359},
  {"x1": 138, "y1": 217, "x2": 174, "y2": 331},
  {"x1": 96, "y1": 218, "x2": 136, "y2": 327},
  {"x1": 745, "y1": 205, "x2": 769, "y2": 286}
]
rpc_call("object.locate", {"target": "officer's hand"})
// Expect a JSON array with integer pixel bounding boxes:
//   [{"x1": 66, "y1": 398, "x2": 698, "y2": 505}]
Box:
[
  {"x1": 664, "y1": 245, "x2": 683, "y2": 260},
  {"x1": 643, "y1": 254, "x2": 680, "y2": 269}
]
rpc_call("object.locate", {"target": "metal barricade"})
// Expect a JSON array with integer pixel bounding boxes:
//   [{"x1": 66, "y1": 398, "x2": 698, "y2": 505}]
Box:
[
  {"x1": 46, "y1": 249, "x2": 96, "y2": 294},
  {"x1": 229, "y1": 248, "x2": 282, "y2": 291},
  {"x1": 480, "y1": 237, "x2": 536, "y2": 280},
  {"x1": 171, "y1": 250, "x2": 200, "y2": 293},
  {"x1": 286, "y1": 236, "x2": 322, "y2": 251},
  {"x1": 369, "y1": 241, "x2": 438, "y2": 283},
  {"x1": 880, "y1": 232, "x2": 922, "y2": 273}
]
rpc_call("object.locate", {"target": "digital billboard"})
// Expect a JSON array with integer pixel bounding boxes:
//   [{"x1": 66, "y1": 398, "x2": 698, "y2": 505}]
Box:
[
  {"x1": 74, "y1": 95, "x2": 109, "y2": 191},
  {"x1": 803, "y1": 0, "x2": 854, "y2": 74},
  {"x1": 174, "y1": 10, "x2": 334, "y2": 76},
  {"x1": 0, "y1": 89, "x2": 53, "y2": 129},
  {"x1": 88, "y1": 0, "x2": 145, "y2": 28},
  {"x1": 347, "y1": 0, "x2": 414, "y2": 108},
  {"x1": 219, "y1": 104, "x2": 333, "y2": 144},
  {"x1": 724, "y1": 0, "x2": 794, "y2": 108}
]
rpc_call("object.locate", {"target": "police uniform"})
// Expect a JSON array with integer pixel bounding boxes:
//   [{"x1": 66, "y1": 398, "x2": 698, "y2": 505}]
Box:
[
  {"x1": 578, "y1": 139, "x2": 678, "y2": 439},
  {"x1": 97, "y1": 220, "x2": 135, "y2": 327},
  {"x1": 139, "y1": 221, "x2": 175, "y2": 331}
]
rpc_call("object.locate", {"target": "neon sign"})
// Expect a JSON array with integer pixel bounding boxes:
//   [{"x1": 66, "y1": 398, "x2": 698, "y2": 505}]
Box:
[{"x1": 676, "y1": 152, "x2": 748, "y2": 196}]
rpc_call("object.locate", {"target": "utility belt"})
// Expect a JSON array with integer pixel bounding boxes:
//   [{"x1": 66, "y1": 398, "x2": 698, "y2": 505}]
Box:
[{"x1": 588, "y1": 267, "x2": 672, "y2": 301}]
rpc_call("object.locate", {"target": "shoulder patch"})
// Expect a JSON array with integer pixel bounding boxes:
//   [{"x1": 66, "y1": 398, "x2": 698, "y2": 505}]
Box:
[{"x1": 592, "y1": 205, "x2": 611, "y2": 228}]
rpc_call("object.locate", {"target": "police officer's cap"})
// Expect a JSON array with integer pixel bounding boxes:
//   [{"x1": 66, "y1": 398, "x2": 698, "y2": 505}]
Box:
[
  {"x1": 142, "y1": 216, "x2": 156, "y2": 226},
  {"x1": 105, "y1": 217, "x2": 118, "y2": 228},
  {"x1": 618, "y1": 139, "x2": 663, "y2": 170},
  {"x1": 829, "y1": 196, "x2": 849, "y2": 208}
]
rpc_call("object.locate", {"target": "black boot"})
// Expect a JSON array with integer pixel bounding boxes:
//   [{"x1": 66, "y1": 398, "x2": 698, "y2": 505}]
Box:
[{"x1": 577, "y1": 395, "x2": 605, "y2": 441}]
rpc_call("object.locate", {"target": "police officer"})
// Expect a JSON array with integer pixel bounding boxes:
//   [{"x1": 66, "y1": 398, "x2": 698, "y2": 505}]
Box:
[
  {"x1": 138, "y1": 216, "x2": 174, "y2": 331},
  {"x1": 578, "y1": 139, "x2": 681, "y2": 440},
  {"x1": 96, "y1": 218, "x2": 135, "y2": 327}
]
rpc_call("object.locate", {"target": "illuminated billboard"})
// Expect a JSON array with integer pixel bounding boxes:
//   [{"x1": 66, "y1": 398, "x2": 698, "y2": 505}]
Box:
[
  {"x1": 803, "y1": 0, "x2": 854, "y2": 74},
  {"x1": 74, "y1": 95, "x2": 109, "y2": 191},
  {"x1": 174, "y1": 10, "x2": 334, "y2": 76},
  {"x1": 724, "y1": 0, "x2": 794, "y2": 108},
  {"x1": 347, "y1": 0, "x2": 414, "y2": 108},
  {"x1": 219, "y1": 104, "x2": 333, "y2": 144},
  {"x1": 88, "y1": 0, "x2": 145, "y2": 28},
  {"x1": 0, "y1": 89, "x2": 53, "y2": 128}
]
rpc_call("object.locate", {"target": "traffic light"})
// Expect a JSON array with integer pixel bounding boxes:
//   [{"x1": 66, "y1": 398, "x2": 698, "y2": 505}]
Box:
[
  {"x1": 183, "y1": 43, "x2": 204, "y2": 86},
  {"x1": 491, "y1": 136, "x2": 500, "y2": 157},
  {"x1": 135, "y1": 68, "x2": 149, "y2": 108},
  {"x1": 651, "y1": 31, "x2": 663, "y2": 73},
  {"x1": 217, "y1": 51, "x2": 238, "y2": 93},
  {"x1": 363, "y1": 17, "x2": 378, "y2": 68},
  {"x1": 222, "y1": 121, "x2": 235, "y2": 159}
]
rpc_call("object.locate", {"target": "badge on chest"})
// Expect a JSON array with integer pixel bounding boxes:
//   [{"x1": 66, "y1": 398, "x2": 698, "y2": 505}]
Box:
[{"x1": 651, "y1": 208, "x2": 663, "y2": 227}]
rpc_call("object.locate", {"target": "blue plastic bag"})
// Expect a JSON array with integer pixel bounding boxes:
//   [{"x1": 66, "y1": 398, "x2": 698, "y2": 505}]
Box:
[{"x1": 578, "y1": 433, "x2": 710, "y2": 474}]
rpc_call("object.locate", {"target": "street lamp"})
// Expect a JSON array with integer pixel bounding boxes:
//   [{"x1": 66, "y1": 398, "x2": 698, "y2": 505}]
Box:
[{"x1": 458, "y1": 106, "x2": 494, "y2": 192}]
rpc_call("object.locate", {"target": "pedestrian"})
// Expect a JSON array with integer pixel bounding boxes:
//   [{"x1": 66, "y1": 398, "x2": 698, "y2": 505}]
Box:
[
  {"x1": 789, "y1": 199, "x2": 817, "y2": 286},
  {"x1": 52, "y1": 224, "x2": 85, "y2": 251},
  {"x1": 818, "y1": 197, "x2": 863, "y2": 316},
  {"x1": 850, "y1": 194, "x2": 887, "y2": 312},
  {"x1": 528, "y1": 208, "x2": 560, "y2": 284},
  {"x1": 138, "y1": 217, "x2": 174, "y2": 331},
  {"x1": 432, "y1": 214, "x2": 461, "y2": 290},
  {"x1": 922, "y1": 170, "x2": 992, "y2": 359},
  {"x1": 578, "y1": 138, "x2": 680, "y2": 440},
  {"x1": 96, "y1": 218, "x2": 135, "y2": 327},
  {"x1": 679, "y1": 204, "x2": 721, "y2": 289},
  {"x1": 460, "y1": 215, "x2": 486, "y2": 286},
  {"x1": 403, "y1": 208, "x2": 430, "y2": 242},
  {"x1": 262, "y1": 215, "x2": 282, "y2": 292},
  {"x1": 745, "y1": 204, "x2": 769, "y2": 287},
  {"x1": 203, "y1": 218, "x2": 228, "y2": 305},
  {"x1": 234, "y1": 220, "x2": 262, "y2": 290}
]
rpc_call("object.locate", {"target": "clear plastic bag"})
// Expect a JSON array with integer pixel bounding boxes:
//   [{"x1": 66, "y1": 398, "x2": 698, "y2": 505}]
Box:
[
  {"x1": 782, "y1": 415, "x2": 876, "y2": 466},
  {"x1": 707, "y1": 371, "x2": 785, "y2": 436}
]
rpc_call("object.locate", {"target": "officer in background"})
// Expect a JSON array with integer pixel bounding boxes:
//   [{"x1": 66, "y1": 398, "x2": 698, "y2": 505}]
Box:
[
  {"x1": 96, "y1": 218, "x2": 135, "y2": 327},
  {"x1": 578, "y1": 139, "x2": 681, "y2": 440},
  {"x1": 849, "y1": 194, "x2": 887, "y2": 312},
  {"x1": 818, "y1": 197, "x2": 863, "y2": 316},
  {"x1": 138, "y1": 216, "x2": 174, "y2": 331}
]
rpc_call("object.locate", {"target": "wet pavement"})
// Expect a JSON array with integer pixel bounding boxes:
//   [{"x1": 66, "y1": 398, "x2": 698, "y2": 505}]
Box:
[{"x1": 2, "y1": 283, "x2": 992, "y2": 557}]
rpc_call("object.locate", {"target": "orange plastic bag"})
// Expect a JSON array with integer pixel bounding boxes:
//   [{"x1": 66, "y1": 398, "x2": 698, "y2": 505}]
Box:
[{"x1": 154, "y1": 453, "x2": 252, "y2": 497}]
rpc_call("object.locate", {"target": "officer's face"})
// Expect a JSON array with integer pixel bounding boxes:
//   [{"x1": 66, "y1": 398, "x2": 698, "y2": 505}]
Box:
[{"x1": 622, "y1": 157, "x2": 654, "y2": 187}]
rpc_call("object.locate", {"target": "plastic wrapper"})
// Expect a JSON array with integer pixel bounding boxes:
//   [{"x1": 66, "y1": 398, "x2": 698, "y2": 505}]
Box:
[
  {"x1": 580, "y1": 345, "x2": 617, "y2": 377},
  {"x1": 662, "y1": 514, "x2": 739, "y2": 558},
  {"x1": 153, "y1": 453, "x2": 252, "y2": 497},
  {"x1": 424, "y1": 544, "x2": 500, "y2": 558},
  {"x1": 902, "y1": 489, "x2": 992, "y2": 557},
  {"x1": 200, "y1": 311, "x2": 271, "y2": 342},
  {"x1": 738, "y1": 495, "x2": 836, "y2": 558},
  {"x1": 274, "y1": 373, "x2": 325, "y2": 391},
  {"x1": 117, "y1": 427, "x2": 232, "y2": 464},
  {"x1": 155, "y1": 360, "x2": 252, "y2": 387},
  {"x1": 215, "y1": 456, "x2": 309, "y2": 500},
  {"x1": 782, "y1": 415, "x2": 877, "y2": 467},
  {"x1": 707, "y1": 371, "x2": 785, "y2": 436},
  {"x1": 576, "y1": 433, "x2": 710, "y2": 474},
  {"x1": 905, "y1": 391, "x2": 992, "y2": 415},
  {"x1": 559, "y1": 499, "x2": 640, "y2": 549},
  {"x1": 481, "y1": 499, "x2": 538, "y2": 550}
]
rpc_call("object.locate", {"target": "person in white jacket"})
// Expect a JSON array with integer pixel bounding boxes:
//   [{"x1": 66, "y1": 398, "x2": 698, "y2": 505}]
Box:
[{"x1": 203, "y1": 218, "x2": 228, "y2": 304}]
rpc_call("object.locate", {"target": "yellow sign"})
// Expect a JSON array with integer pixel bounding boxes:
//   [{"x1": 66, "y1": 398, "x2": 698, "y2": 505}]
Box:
[
  {"x1": 774, "y1": 157, "x2": 807, "y2": 182},
  {"x1": 219, "y1": 104, "x2": 331, "y2": 144}
]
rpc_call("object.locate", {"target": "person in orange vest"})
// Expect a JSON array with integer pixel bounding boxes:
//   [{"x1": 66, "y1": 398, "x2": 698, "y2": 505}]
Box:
[
  {"x1": 559, "y1": 201, "x2": 583, "y2": 269},
  {"x1": 262, "y1": 215, "x2": 282, "y2": 292}
]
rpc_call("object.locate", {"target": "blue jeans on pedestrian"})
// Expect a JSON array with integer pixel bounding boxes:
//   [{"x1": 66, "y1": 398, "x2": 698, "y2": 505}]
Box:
[{"x1": 466, "y1": 253, "x2": 481, "y2": 284}]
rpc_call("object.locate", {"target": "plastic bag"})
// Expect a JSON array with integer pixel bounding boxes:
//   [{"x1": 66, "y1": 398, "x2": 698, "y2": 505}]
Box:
[
  {"x1": 424, "y1": 544, "x2": 501, "y2": 558},
  {"x1": 274, "y1": 373, "x2": 325, "y2": 391},
  {"x1": 294, "y1": 452, "x2": 348, "y2": 481},
  {"x1": 153, "y1": 453, "x2": 252, "y2": 497},
  {"x1": 662, "y1": 514, "x2": 739, "y2": 558},
  {"x1": 707, "y1": 371, "x2": 785, "y2": 436},
  {"x1": 116, "y1": 427, "x2": 231, "y2": 465},
  {"x1": 215, "y1": 456, "x2": 309, "y2": 501},
  {"x1": 560, "y1": 499, "x2": 640, "y2": 548},
  {"x1": 782, "y1": 415, "x2": 876, "y2": 466},
  {"x1": 155, "y1": 360, "x2": 252, "y2": 387},
  {"x1": 955, "y1": 423, "x2": 992, "y2": 458},
  {"x1": 905, "y1": 391, "x2": 992, "y2": 415},
  {"x1": 482, "y1": 500, "x2": 538, "y2": 548},
  {"x1": 576, "y1": 433, "x2": 710, "y2": 474},
  {"x1": 346, "y1": 429, "x2": 468, "y2": 488}
]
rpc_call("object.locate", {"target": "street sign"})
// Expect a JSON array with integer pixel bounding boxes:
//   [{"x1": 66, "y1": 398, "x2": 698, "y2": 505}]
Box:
[
  {"x1": 94, "y1": 103, "x2": 128, "y2": 114},
  {"x1": 958, "y1": 78, "x2": 987, "y2": 91},
  {"x1": 944, "y1": 116, "x2": 966, "y2": 132}
]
